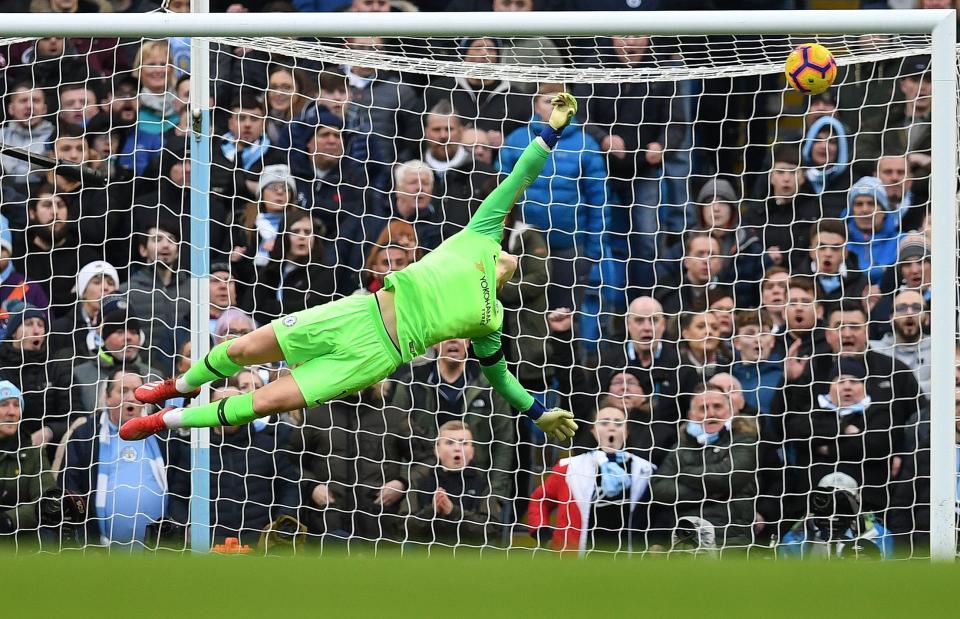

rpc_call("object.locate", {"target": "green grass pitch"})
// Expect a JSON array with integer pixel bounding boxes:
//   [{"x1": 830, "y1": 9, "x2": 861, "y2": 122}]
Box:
[{"x1": 3, "y1": 551, "x2": 958, "y2": 617}]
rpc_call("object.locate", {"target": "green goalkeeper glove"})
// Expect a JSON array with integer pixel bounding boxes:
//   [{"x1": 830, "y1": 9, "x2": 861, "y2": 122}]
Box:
[
  {"x1": 535, "y1": 408, "x2": 578, "y2": 442},
  {"x1": 548, "y1": 92, "x2": 578, "y2": 130}
]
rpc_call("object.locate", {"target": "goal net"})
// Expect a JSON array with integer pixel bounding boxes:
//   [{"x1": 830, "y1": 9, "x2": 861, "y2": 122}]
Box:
[{"x1": 0, "y1": 11, "x2": 955, "y2": 558}]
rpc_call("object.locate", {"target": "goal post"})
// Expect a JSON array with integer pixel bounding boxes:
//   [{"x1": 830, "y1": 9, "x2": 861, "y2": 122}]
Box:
[{"x1": 2, "y1": 8, "x2": 955, "y2": 558}]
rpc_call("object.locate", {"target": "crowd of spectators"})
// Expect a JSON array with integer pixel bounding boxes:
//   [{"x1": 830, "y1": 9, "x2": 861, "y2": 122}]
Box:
[{"x1": 0, "y1": 0, "x2": 951, "y2": 556}]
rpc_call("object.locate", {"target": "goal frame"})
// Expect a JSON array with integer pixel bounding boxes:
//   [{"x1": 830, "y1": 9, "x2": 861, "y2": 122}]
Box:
[{"x1": 3, "y1": 7, "x2": 955, "y2": 559}]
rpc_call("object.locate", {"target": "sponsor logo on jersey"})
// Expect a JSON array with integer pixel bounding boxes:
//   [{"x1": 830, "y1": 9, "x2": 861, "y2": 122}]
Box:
[
  {"x1": 282, "y1": 315, "x2": 297, "y2": 327},
  {"x1": 479, "y1": 274, "x2": 492, "y2": 326}
]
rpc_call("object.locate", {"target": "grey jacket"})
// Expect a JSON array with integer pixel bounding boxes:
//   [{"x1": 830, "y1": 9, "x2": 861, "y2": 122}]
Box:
[
  {"x1": 0, "y1": 119, "x2": 55, "y2": 184},
  {"x1": 870, "y1": 332, "x2": 931, "y2": 395}
]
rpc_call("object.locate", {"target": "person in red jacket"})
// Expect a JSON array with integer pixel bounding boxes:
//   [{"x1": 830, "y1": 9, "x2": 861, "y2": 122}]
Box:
[{"x1": 528, "y1": 406, "x2": 655, "y2": 554}]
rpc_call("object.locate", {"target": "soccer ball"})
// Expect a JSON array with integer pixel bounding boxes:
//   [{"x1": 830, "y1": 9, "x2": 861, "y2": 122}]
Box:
[{"x1": 784, "y1": 43, "x2": 837, "y2": 95}]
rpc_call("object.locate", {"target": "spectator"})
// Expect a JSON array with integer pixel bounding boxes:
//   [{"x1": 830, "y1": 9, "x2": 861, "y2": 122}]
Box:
[
  {"x1": 779, "y1": 301, "x2": 923, "y2": 517},
  {"x1": 758, "y1": 266, "x2": 790, "y2": 332},
  {"x1": 0, "y1": 380, "x2": 56, "y2": 543},
  {"x1": 767, "y1": 276, "x2": 830, "y2": 410},
  {"x1": 844, "y1": 176, "x2": 902, "y2": 287},
  {"x1": 8, "y1": 38, "x2": 92, "y2": 94},
  {"x1": 116, "y1": 40, "x2": 177, "y2": 176},
  {"x1": 577, "y1": 35, "x2": 676, "y2": 294},
  {"x1": 0, "y1": 215, "x2": 49, "y2": 333},
  {"x1": 655, "y1": 232, "x2": 724, "y2": 317},
  {"x1": 388, "y1": 338, "x2": 517, "y2": 511},
  {"x1": 871, "y1": 234, "x2": 931, "y2": 339},
  {"x1": 596, "y1": 296, "x2": 682, "y2": 444},
  {"x1": 358, "y1": 219, "x2": 417, "y2": 294},
  {"x1": 0, "y1": 307, "x2": 75, "y2": 448},
  {"x1": 785, "y1": 356, "x2": 902, "y2": 516},
  {"x1": 238, "y1": 164, "x2": 304, "y2": 270},
  {"x1": 706, "y1": 284, "x2": 736, "y2": 342},
  {"x1": 493, "y1": 210, "x2": 554, "y2": 394},
  {"x1": 49, "y1": 259, "x2": 119, "y2": 357},
  {"x1": 490, "y1": 0, "x2": 565, "y2": 73},
  {"x1": 16, "y1": 188, "x2": 88, "y2": 316},
  {"x1": 742, "y1": 145, "x2": 818, "y2": 273},
  {"x1": 421, "y1": 101, "x2": 495, "y2": 235},
  {"x1": 47, "y1": 126, "x2": 131, "y2": 269},
  {"x1": 528, "y1": 406, "x2": 654, "y2": 553},
  {"x1": 212, "y1": 308, "x2": 257, "y2": 345},
  {"x1": 60, "y1": 369, "x2": 168, "y2": 547},
  {"x1": 167, "y1": 379, "x2": 301, "y2": 546},
  {"x1": 120, "y1": 221, "x2": 190, "y2": 365},
  {"x1": 380, "y1": 159, "x2": 443, "y2": 252},
  {"x1": 858, "y1": 56, "x2": 931, "y2": 179},
  {"x1": 668, "y1": 179, "x2": 763, "y2": 305},
  {"x1": 876, "y1": 153, "x2": 915, "y2": 223},
  {"x1": 674, "y1": 309, "x2": 733, "y2": 405},
  {"x1": 264, "y1": 65, "x2": 308, "y2": 150},
  {"x1": 341, "y1": 36, "x2": 424, "y2": 164},
  {"x1": 254, "y1": 212, "x2": 337, "y2": 324},
  {"x1": 212, "y1": 94, "x2": 276, "y2": 203},
  {"x1": 649, "y1": 383, "x2": 758, "y2": 549},
  {"x1": 56, "y1": 83, "x2": 101, "y2": 131},
  {"x1": 499, "y1": 82, "x2": 607, "y2": 314},
  {"x1": 290, "y1": 379, "x2": 410, "y2": 542},
  {"x1": 779, "y1": 471, "x2": 891, "y2": 559},
  {"x1": 71, "y1": 297, "x2": 160, "y2": 413},
  {"x1": 405, "y1": 420, "x2": 502, "y2": 546},
  {"x1": 424, "y1": 37, "x2": 526, "y2": 146},
  {"x1": 869, "y1": 289, "x2": 930, "y2": 395},
  {"x1": 208, "y1": 262, "x2": 238, "y2": 331},
  {"x1": 293, "y1": 111, "x2": 382, "y2": 292},
  {"x1": 731, "y1": 309, "x2": 783, "y2": 417},
  {"x1": 795, "y1": 219, "x2": 867, "y2": 304},
  {"x1": 801, "y1": 116, "x2": 851, "y2": 217},
  {"x1": 1, "y1": 80, "x2": 54, "y2": 187},
  {"x1": 596, "y1": 371, "x2": 673, "y2": 467}
]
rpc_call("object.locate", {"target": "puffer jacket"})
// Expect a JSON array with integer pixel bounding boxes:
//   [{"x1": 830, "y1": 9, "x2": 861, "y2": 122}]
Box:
[
  {"x1": 498, "y1": 119, "x2": 608, "y2": 260},
  {"x1": 0, "y1": 342, "x2": 77, "y2": 445},
  {"x1": 843, "y1": 208, "x2": 902, "y2": 286},
  {"x1": 650, "y1": 418, "x2": 759, "y2": 546}
]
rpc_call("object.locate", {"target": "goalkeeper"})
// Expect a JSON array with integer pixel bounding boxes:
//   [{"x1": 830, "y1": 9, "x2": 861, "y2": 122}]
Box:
[{"x1": 121, "y1": 93, "x2": 580, "y2": 443}]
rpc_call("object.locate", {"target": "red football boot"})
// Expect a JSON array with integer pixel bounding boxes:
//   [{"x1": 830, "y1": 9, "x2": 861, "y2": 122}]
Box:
[
  {"x1": 119, "y1": 407, "x2": 174, "y2": 441},
  {"x1": 134, "y1": 379, "x2": 199, "y2": 405}
]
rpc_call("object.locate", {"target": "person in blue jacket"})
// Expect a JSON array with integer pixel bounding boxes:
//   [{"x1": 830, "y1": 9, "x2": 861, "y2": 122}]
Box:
[
  {"x1": 843, "y1": 176, "x2": 903, "y2": 287},
  {"x1": 498, "y1": 84, "x2": 614, "y2": 352}
]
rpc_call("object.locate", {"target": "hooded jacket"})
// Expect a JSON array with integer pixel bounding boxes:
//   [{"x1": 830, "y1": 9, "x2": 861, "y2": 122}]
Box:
[
  {"x1": 498, "y1": 119, "x2": 607, "y2": 259},
  {"x1": 843, "y1": 177, "x2": 903, "y2": 286}
]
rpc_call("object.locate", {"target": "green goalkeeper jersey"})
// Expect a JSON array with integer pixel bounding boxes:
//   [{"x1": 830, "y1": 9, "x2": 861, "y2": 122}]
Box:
[
  {"x1": 384, "y1": 228, "x2": 504, "y2": 362},
  {"x1": 383, "y1": 139, "x2": 549, "y2": 363}
]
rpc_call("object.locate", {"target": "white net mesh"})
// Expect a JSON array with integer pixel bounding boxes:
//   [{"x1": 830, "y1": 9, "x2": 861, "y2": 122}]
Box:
[{"x1": 0, "y1": 23, "x2": 952, "y2": 558}]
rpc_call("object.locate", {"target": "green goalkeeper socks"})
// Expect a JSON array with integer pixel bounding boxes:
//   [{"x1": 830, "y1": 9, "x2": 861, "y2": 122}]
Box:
[
  {"x1": 172, "y1": 392, "x2": 258, "y2": 429},
  {"x1": 182, "y1": 341, "x2": 245, "y2": 389}
]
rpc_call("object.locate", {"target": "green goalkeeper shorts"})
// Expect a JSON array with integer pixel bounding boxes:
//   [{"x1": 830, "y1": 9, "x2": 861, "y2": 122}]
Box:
[{"x1": 271, "y1": 293, "x2": 402, "y2": 406}]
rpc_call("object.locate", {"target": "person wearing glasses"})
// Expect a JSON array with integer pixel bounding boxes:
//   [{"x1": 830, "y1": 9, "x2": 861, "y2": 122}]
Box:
[{"x1": 869, "y1": 289, "x2": 930, "y2": 395}]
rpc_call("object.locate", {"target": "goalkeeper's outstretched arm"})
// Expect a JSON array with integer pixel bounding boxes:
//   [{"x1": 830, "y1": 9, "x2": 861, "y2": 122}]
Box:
[
  {"x1": 465, "y1": 92, "x2": 578, "y2": 242},
  {"x1": 471, "y1": 330, "x2": 577, "y2": 442}
]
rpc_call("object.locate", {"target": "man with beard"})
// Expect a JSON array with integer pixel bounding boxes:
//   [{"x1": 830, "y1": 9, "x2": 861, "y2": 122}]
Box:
[
  {"x1": 870, "y1": 289, "x2": 930, "y2": 395},
  {"x1": 15, "y1": 188, "x2": 91, "y2": 316}
]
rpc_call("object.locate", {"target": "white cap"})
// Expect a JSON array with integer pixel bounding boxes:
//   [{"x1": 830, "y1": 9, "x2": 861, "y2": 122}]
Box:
[
  {"x1": 817, "y1": 471, "x2": 860, "y2": 498},
  {"x1": 258, "y1": 164, "x2": 296, "y2": 196},
  {"x1": 75, "y1": 260, "x2": 120, "y2": 297}
]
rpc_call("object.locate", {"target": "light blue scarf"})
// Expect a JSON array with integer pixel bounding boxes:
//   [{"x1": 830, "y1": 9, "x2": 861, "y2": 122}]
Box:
[
  {"x1": 685, "y1": 419, "x2": 733, "y2": 445},
  {"x1": 599, "y1": 452, "x2": 631, "y2": 498}
]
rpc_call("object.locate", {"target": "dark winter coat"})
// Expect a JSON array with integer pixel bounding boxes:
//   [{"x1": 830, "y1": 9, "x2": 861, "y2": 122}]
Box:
[
  {"x1": 288, "y1": 395, "x2": 411, "y2": 540},
  {"x1": 388, "y1": 362, "x2": 517, "y2": 505},
  {"x1": 167, "y1": 422, "x2": 300, "y2": 546},
  {"x1": 0, "y1": 429, "x2": 55, "y2": 539},
  {"x1": 0, "y1": 342, "x2": 77, "y2": 444},
  {"x1": 253, "y1": 259, "x2": 338, "y2": 326},
  {"x1": 650, "y1": 418, "x2": 759, "y2": 546},
  {"x1": 405, "y1": 466, "x2": 501, "y2": 546}
]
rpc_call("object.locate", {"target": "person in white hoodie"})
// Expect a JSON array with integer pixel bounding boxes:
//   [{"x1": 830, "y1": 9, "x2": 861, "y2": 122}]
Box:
[{"x1": 528, "y1": 406, "x2": 655, "y2": 554}]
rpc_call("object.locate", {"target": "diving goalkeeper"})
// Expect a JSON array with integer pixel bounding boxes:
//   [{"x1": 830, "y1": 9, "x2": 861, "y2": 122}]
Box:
[{"x1": 120, "y1": 93, "x2": 580, "y2": 443}]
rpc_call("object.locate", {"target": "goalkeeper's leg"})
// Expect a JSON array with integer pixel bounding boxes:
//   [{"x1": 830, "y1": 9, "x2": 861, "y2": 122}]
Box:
[{"x1": 133, "y1": 325, "x2": 285, "y2": 405}]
